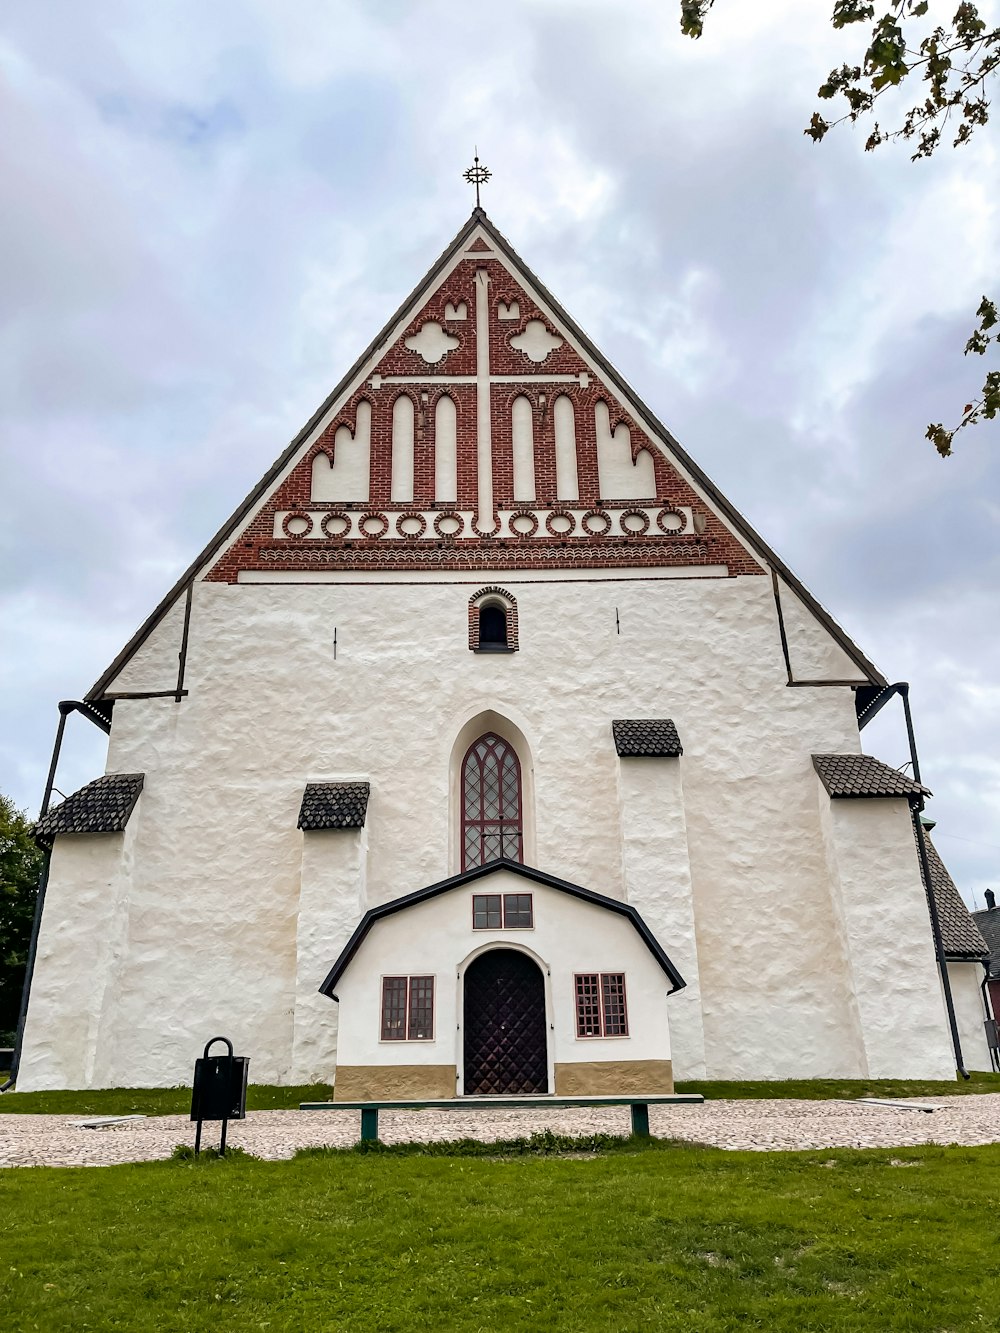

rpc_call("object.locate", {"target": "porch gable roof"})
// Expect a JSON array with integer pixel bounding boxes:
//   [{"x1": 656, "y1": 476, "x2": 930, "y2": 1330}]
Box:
[{"x1": 318, "y1": 859, "x2": 686, "y2": 999}]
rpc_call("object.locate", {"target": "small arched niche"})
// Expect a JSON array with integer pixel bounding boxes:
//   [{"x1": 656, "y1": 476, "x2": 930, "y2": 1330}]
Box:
[
  {"x1": 449, "y1": 709, "x2": 536, "y2": 875},
  {"x1": 468, "y1": 586, "x2": 517, "y2": 654}
]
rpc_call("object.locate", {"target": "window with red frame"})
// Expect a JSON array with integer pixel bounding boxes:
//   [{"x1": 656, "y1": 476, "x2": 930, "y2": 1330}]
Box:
[
  {"x1": 575, "y1": 973, "x2": 629, "y2": 1038},
  {"x1": 472, "y1": 892, "x2": 533, "y2": 929},
  {"x1": 461, "y1": 733, "x2": 523, "y2": 869},
  {"x1": 380, "y1": 976, "x2": 435, "y2": 1041}
]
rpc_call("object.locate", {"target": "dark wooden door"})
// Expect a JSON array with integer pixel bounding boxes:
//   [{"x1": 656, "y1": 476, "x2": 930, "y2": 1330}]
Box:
[{"x1": 463, "y1": 949, "x2": 548, "y2": 1095}]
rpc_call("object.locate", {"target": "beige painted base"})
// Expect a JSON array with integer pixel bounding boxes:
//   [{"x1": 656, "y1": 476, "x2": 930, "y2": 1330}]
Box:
[
  {"x1": 333, "y1": 1064, "x2": 457, "y2": 1101},
  {"x1": 554, "y1": 1059, "x2": 674, "y2": 1095}
]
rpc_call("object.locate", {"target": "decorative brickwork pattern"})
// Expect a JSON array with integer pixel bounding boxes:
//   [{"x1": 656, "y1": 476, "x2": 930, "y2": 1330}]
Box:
[
  {"x1": 35, "y1": 773, "x2": 144, "y2": 844},
  {"x1": 612, "y1": 719, "x2": 683, "y2": 757},
  {"x1": 812, "y1": 754, "x2": 930, "y2": 802},
  {"x1": 468, "y1": 587, "x2": 519, "y2": 652},
  {"x1": 297, "y1": 782, "x2": 370, "y2": 830},
  {"x1": 204, "y1": 247, "x2": 763, "y2": 583}
]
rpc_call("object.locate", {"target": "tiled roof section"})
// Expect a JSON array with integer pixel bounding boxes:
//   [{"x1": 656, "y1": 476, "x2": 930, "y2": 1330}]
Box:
[
  {"x1": 35, "y1": 773, "x2": 144, "y2": 843},
  {"x1": 298, "y1": 782, "x2": 370, "y2": 830},
  {"x1": 612, "y1": 719, "x2": 683, "y2": 758},
  {"x1": 812, "y1": 754, "x2": 931, "y2": 802},
  {"x1": 918, "y1": 829, "x2": 989, "y2": 959},
  {"x1": 971, "y1": 907, "x2": 1000, "y2": 971}
]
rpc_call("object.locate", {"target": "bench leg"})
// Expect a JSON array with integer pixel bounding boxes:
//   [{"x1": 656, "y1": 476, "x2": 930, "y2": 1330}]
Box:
[
  {"x1": 630, "y1": 1103, "x2": 650, "y2": 1138},
  {"x1": 360, "y1": 1108, "x2": 379, "y2": 1143}
]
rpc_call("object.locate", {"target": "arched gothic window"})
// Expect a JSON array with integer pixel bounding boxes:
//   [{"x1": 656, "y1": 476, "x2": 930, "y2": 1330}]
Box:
[{"x1": 461, "y1": 733, "x2": 523, "y2": 869}]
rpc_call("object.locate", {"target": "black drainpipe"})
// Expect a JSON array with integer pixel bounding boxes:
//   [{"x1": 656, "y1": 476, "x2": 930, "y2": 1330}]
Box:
[
  {"x1": 1, "y1": 701, "x2": 110, "y2": 1093},
  {"x1": 895, "y1": 682, "x2": 969, "y2": 1079}
]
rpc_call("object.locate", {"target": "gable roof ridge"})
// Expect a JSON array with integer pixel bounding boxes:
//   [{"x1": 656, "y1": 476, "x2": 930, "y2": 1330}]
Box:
[{"x1": 86, "y1": 208, "x2": 885, "y2": 699}]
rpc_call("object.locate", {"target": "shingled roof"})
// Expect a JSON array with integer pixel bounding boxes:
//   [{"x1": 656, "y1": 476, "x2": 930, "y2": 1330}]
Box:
[
  {"x1": 917, "y1": 828, "x2": 989, "y2": 960},
  {"x1": 35, "y1": 773, "x2": 144, "y2": 844},
  {"x1": 297, "y1": 782, "x2": 370, "y2": 830},
  {"x1": 971, "y1": 905, "x2": 1000, "y2": 975},
  {"x1": 812, "y1": 753, "x2": 931, "y2": 803},
  {"x1": 612, "y1": 719, "x2": 683, "y2": 757}
]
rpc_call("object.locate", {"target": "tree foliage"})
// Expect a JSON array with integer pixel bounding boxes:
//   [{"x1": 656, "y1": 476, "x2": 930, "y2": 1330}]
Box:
[
  {"x1": 0, "y1": 795, "x2": 44, "y2": 1040},
  {"x1": 682, "y1": 1, "x2": 1000, "y2": 456}
]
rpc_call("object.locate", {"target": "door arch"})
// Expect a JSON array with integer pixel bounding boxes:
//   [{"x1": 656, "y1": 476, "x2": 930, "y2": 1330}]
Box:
[{"x1": 462, "y1": 948, "x2": 549, "y2": 1095}]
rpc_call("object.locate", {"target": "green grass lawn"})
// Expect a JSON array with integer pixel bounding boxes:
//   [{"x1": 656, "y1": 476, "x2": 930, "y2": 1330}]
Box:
[
  {"x1": 3, "y1": 1140, "x2": 1000, "y2": 1331},
  {"x1": 2, "y1": 1072, "x2": 999, "y2": 1116},
  {"x1": 0, "y1": 1083, "x2": 333, "y2": 1116}
]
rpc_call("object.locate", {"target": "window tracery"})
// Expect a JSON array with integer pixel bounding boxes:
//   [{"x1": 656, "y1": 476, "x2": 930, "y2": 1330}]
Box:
[{"x1": 461, "y1": 733, "x2": 523, "y2": 869}]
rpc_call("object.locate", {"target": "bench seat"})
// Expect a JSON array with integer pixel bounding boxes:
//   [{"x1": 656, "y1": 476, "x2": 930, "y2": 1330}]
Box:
[{"x1": 301, "y1": 1093, "x2": 704, "y2": 1141}]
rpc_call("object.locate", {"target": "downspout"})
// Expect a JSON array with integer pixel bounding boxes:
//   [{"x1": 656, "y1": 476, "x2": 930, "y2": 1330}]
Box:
[
  {"x1": 979, "y1": 965, "x2": 999, "y2": 1073},
  {"x1": 1, "y1": 701, "x2": 110, "y2": 1092},
  {"x1": 897, "y1": 683, "x2": 970, "y2": 1079}
]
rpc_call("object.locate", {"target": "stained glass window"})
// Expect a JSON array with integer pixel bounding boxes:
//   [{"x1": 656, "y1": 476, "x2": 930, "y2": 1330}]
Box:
[{"x1": 461, "y1": 733, "x2": 523, "y2": 869}]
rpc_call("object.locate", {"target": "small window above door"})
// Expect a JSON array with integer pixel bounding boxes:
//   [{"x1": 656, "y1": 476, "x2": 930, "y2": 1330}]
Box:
[{"x1": 472, "y1": 892, "x2": 533, "y2": 929}]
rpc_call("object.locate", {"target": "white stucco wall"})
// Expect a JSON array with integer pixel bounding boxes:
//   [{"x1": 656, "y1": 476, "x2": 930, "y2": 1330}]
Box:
[
  {"x1": 19, "y1": 567, "x2": 951, "y2": 1090},
  {"x1": 617, "y1": 756, "x2": 705, "y2": 1079},
  {"x1": 18, "y1": 823, "x2": 138, "y2": 1091},
  {"x1": 947, "y1": 961, "x2": 992, "y2": 1072},
  {"x1": 290, "y1": 828, "x2": 366, "y2": 1083},
  {"x1": 333, "y1": 869, "x2": 674, "y2": 1089},
  {"x1": 818, "y1": 792, "x2": 954, "y2": 1079}
]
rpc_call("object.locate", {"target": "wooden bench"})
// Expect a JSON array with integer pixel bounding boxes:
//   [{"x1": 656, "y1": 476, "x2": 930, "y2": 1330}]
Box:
[{"x1": 300, "y1": 1093, "x2": 704, "y2": 1142}]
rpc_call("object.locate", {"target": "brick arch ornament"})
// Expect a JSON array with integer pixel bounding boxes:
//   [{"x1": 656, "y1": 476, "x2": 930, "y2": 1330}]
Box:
[{"x1": 468, "y1": 586, "x2": 519, "y2": 652}]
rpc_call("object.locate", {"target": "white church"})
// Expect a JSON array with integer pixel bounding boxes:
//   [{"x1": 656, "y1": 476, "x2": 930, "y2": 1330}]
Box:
[{"x1": 16, "y1": 208, "x2": 994, "y2": 1097}]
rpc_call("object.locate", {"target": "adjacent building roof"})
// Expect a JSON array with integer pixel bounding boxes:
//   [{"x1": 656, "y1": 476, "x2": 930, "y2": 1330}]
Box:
[
  {"x1": 319, "y1": 859, "x2": 686, "y2": 998},
  {"x1": 612, "y1": 719, "x2": 683, "y2": 758},
  {"x1": 297, "y1": 782, "x2": 370, "y2": 830},
  {"x1": 812, "y1": 753, "x2": 931, "y2": 803},
  {"x1": 34, "y1": 773, "x2": 144, "y2": 844},
  {"x1": 918, "y1": 831, "x2": 989, "y2": 960},
  {"x1": 971, "y1": 905, "x2": 1000, "y2": 975}
]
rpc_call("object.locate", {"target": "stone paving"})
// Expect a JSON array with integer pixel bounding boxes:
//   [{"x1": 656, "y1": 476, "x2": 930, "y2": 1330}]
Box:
[{"x1": 2, "y1": 1095, "x2": 1000, "y2": 1167}]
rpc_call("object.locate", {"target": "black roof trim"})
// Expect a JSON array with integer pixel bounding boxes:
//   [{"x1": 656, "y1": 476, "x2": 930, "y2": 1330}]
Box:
[
  {"x1": 318, "y1": 858, "x2": 686, "y2": 998},
  {"x1": 87, "y1": 207, "x2": 885, "y2": 699}
]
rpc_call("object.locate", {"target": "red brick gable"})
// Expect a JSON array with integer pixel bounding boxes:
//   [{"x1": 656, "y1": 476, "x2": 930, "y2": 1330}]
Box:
[{"x1": 206, "y1": 247, "x2": 762, "y2": 582}]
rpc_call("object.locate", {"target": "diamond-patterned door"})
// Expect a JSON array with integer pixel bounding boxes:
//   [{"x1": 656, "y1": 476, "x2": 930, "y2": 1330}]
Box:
[{"x1": 463, "y1": 949, "x2": 548, "y2": 1095}]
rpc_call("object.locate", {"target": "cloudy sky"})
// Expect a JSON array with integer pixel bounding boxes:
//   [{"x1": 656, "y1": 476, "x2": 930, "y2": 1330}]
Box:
[{"x1": 2, "y1": 1, "x2": 998, "y2": 904}]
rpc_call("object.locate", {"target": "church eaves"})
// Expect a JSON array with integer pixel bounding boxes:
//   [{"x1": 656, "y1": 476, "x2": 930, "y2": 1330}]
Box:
[{"x1": 86, "y1": 208, "x2": 886, "y2": 700}]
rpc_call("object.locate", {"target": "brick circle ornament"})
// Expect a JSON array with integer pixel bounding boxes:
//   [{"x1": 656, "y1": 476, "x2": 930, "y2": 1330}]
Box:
[
  {"x1": 433, "y1": 511, "x2": 465, "y2": 538},
  {"x1": 395, "y1": 511, "x2": 427, "y2": 538},
  {"x1": 581, "y1": 508, "x2": 612, "y2": 536},
  {"x1": 619, "y1": 508, "x2": 650, "y2": 535},
  {"x1": 508, "y1": 509, "x2": 539, "y2": 537},
  {"x1": 472, "y1": 513, "x2": 501, "y2": 538},
  {"x1": 321, "y1": 511, "x2": 351, "y2": 538},
  {"x1": 358, "y1": 512, "x2": 389, "y2": 538},
  {"x1": 545, "y1": 509, "x2": 576, "y2": 536},
  {"x1": 656, "y1": 507, "x2": 686, "y2": 534},
  {"x1": 281, "y1": 511, "x2": 314, "y2": 538}
]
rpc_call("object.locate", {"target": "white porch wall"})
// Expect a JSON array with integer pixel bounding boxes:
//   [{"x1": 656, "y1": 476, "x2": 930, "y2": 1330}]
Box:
[
  {"x1": 21, "y1": 570, "x2": 940, "y2": 1089},
  {"x1": 333, "y1": 870, "x2": 673, "y2": 1085},
  {"x1": 947, "y1": 961, "x2": 992, "y2": 1072},
  {"x1": 617, "y1": 755, "x2": 705, "y2": 1080}
]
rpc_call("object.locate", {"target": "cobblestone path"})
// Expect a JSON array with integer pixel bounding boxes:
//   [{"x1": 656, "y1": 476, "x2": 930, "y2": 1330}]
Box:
[{"x1": 2, "y1": 1095, "x2": 1000, "y2": 1167}]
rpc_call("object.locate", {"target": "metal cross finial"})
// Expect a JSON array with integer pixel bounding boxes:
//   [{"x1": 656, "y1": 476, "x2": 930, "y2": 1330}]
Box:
[{"x1": 463, "y1": 149, "x2": 491, "y2": 209}]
